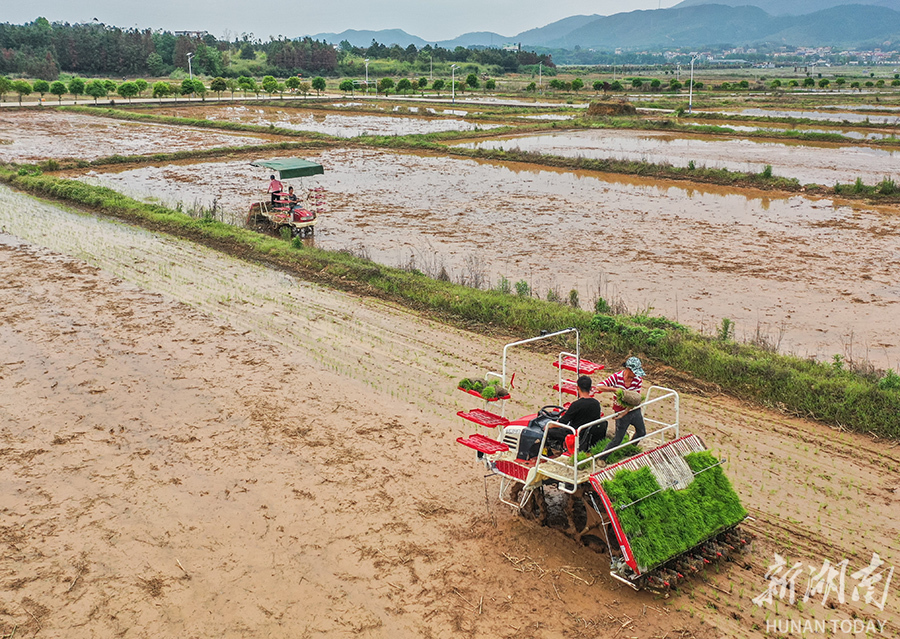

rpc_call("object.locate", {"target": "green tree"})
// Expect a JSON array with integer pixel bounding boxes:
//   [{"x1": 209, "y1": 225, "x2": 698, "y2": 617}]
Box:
[
  {"x1": 378, "y1": 77, "x2": 394, "y2": 95},
  {"x1": 225, "y1": 78, "x2": 239, "y2": 98},
  {"x1": 147, "y1": 52, "x2": 167, "y2": 76},
  {"x1": 297, "y1": 81, "x2": 311, "y2": 97},
  {"x1": 485, "y1": 78, "x2": 496, "y2": 91},
  {"x1": 192, "y1": 79, "x2": 207, "y2": 100},
  {"x1": 876, "y1": 79, "x2": 885, "y2": 88},
  {"x1": 103, "y1": 79, "x2": 117, "y2": 94},
  {"x1": 803, "y1": 77, "x2": 815, "y2": 88},
  {"x1": 432, "y1": 78, "x2": 445, "y2": 93},
  {"x1": 851, "y1": 81, "x2": 860, "y2": 89},
  {"x1": 210, "y1": 77, "x2": 227, "y2": 98},
  {"x1": 631, "y1": 78, "x2": 643, "y2": 89},
  {"x1": 85, "y1": 79, "x2": 107, "y2": 103},
  {"x1": 466, "y1": 73, "x2": 479, "y2": 89},
  {"x1": 769, "y1": 79, "x2": 782, "y2": 89},
  {"x1": 610, "y1": 80, "x2": 623, "y2": 91},
  {"x1": 67, "y1": 77, "x2": 85, "y2": 102},
  {"x1": 339, "y1": 78, "x2": 355, "y2": 94},
  {"x1": 669, "y1": 79, "x2": 683, "y2": 91},
  {"x1": 396, "y1": 78, "x2": 412, "y2": 93},
  {"x1": 32, "y1": 79, "x2": 50, "y2": 100},
  {"x1": 835, "y1": 77, "x2": 846, "y2": 88},
  {"x1": 738, "y1": 80, "x2": 749, "y2": 89},
  {"x1": 571, "y1": 78, "x2": 584, "y2": 92},
  {"x1": 285, "y1": 76, "x2": 301, "y2": 92},
  {"x1": 418, "y1": 77, "x2": 428, "y2": 89},
  {"x1": 117, "y1": 81, "x2": 139, "y2": 102},
  {"x1": 50, "y1": 80, "x2": 67, "y2": 103},
  {"x1": 592, "y1": 80, "x2": 604, "y2": 91},
  {"x1": 526, "y1": 81, "x2": 537, "y2": 92},
  {"x1": 311, "y1": 76, "x2": 326, "y2": 96},
  {"x1": 0, "y1": 76, "x2": 11, "y2": 102},
  {"x1": 180, "y1": 78, "x2": 195, "y2": 96},
  {"x1": 152, "y1": 80, "x2": 171, "y2": 99},
  {"x1": 237, "y1": 76, "x2": 256, "y2": 97},
  {"x1": 819, "y1": 78, "x2": 830, "y2": 89},
  {"x1": 262, "y1": 75, "x2": 278, "y2": 95},
  {"x1": 650, "y1": 78, "x2": 662, "y2": 90},
  {"x1": 788, "y1": 79, "x2": 799, "y2": 88},
  {"x1": 134, "y1": 79, "x2": 149, "y2": 96}
]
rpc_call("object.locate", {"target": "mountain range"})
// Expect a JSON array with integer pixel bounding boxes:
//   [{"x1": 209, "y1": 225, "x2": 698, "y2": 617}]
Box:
[{"x1": 306, "y1": 1, "x2": 900, "y2": 51}]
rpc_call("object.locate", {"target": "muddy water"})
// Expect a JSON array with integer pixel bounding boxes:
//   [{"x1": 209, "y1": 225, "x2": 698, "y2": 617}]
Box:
[
  {"x1": 724, "y1": 108, "x2": 900, "y2": 125},
  {"x1": 140, "y1": 104, "x2": 502, "y2": 137},
  {"x1": 0, "y1": 110, "x2": 277, "y2": 162},
  {"x1": 455, "y1": 129, "x2": 900, "y2": 185},
  {"x1": 61, "y1": 150, "x2": 900, "y2": 370},
  {"x1": 684, "y1": 118, "x2": 899, "y2": 141}
]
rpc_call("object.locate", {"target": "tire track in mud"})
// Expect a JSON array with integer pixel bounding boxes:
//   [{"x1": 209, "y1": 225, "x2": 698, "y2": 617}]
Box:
[{"x1": 2, "y1": 185, "x2": 899, "y2": 637}]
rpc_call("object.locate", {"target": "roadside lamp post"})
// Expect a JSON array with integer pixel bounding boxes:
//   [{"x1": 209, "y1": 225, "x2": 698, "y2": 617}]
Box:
[
  {"x1": 539, "y1": 61, "x2": 542, "y2": 94},
  {"x1": 186, "y1": 52, "x2": 194, "y2": 81},
  {"x1": 688, "y1": 54, "x2": 698, "y2": 114},
  {"x1": 364, "y1": 58, "x2": 369, "y2": 94},
  {"x1": 430, "y1": 55, "x2": 433, "y2": 81},
  {"x1": 451, "y1": 64, "x2": 459, "y2": 103}
]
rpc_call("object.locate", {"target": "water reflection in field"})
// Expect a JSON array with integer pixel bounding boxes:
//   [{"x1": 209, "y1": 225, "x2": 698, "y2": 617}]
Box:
[
  {"x1": 140, "y1": 104, "x2": 502, "y2": 137},
  {"x1": 68, "y1": 148, "x2": 900, "y2": 369},
  {"x1": 455, "y1": 129, "x2": 900, "y2": 185},
  {"x1": 0, "y1": 110, "x2": 276, "y2": 162}
]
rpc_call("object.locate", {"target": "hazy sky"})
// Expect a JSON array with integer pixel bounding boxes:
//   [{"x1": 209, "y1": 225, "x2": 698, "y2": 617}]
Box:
[{"x1": 8, "y1": 0, "x2": 682, "y2": 42}]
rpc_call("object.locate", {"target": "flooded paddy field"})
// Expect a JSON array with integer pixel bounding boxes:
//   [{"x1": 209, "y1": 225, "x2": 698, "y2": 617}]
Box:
[
  {"x1": 0, "y1": 109, "x2": 278, "y2": 162},
  {"x1": 63, "y1": 148, "x2": 900, "y2": 370},
  {"x1": 718, "y1": 107, "x2": 900, "y2": 125},
  {"x1": 684, "y1": 118, "x2": 899, "y2": 141},
  {"x1": 455, "y1": 128, "x2": 900, "y2": 186},
  {"x1": 134, "y1": 104, "x2": 503, "y2": 137}
]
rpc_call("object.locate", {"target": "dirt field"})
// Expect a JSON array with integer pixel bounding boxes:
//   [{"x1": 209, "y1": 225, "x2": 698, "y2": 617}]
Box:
[{"x1": 1, "y1": 192, "x2": 899, "y2": 638}]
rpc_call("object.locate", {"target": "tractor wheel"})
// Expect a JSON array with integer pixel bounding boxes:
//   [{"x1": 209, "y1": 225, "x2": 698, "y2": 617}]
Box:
[{"x1": 518, "y1": 486, "x2": 548, "y2": 524}]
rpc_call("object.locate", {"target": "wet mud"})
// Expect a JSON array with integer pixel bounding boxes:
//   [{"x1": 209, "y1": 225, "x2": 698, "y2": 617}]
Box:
[
  {"x1": 455, "y1": 128, "x2": 900, "y2": 186},
  {"x1": 138, "y1": 104, "x2": 503, "y2": 137},
  {"x1": 0, "y1": 109, "x2": 277, "y2": 162},
  {"x1": 58, "y1": 148, "x2": 900, "y2": 371},
  {"x1": 1, "y1": 192, "x2": 898, "y2": 637}
]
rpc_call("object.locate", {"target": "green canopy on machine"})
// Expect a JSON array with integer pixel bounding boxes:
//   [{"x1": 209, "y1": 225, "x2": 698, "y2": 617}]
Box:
[{"x1": 250, "y1": 158, "x2": 324, "y2": 179}]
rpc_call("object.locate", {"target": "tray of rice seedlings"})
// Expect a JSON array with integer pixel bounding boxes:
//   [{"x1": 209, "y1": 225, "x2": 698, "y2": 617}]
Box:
[
  {"x1": 458, "y1": 377, "x2": 509, "y2": 401},
  {"x1": 588, "y1": 435, "x2": 751, "y2": 590}
]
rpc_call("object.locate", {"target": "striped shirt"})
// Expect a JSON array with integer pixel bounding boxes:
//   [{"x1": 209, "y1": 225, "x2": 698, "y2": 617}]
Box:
[{"x1": 602, "y1": 370, "x2": 643, "y2": 412}]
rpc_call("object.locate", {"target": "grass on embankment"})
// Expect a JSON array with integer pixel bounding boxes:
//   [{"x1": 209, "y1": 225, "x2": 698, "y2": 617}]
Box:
[{"x1": 2, "y1": 165, "x2": 899, "y2": 439}]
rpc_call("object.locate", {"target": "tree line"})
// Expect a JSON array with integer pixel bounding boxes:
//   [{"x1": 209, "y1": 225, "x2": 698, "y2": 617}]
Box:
[{"x1": 0, "y1": 18, "x2": 339, "y2": 80}]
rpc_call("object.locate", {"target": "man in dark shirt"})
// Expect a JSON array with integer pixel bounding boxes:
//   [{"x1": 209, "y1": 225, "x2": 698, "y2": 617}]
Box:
[{"x1": 546, "y1": 376, "x2": 604, "y2": 454}]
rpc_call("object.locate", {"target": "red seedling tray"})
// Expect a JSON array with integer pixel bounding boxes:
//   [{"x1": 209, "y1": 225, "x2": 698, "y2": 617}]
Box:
[
  {"x1": 553, "y1": 356, "x2": 604, "y2": 375},
  {"x1": 457, "y1": 409, "x2": 510, "y2": 428},
  {"x1": 553, "y1": 379, "x2": 600, "y2": 396},
  {"x1": 457, "y1": 434, "x2": 509, "y2": 455},
  {"x1": 458, "y1": 387, "x2": 511, "y2": 402}
]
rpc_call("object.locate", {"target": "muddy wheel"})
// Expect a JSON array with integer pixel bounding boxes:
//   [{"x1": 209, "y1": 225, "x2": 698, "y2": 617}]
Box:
[{"x1": 519, "y1": 487, "x2": 548, "y2": 524}]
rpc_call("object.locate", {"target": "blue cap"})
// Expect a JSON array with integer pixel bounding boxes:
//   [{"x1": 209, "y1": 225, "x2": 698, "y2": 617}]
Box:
[{"x1": 624, "y1": 357, "x2": 645, "y2": 378}]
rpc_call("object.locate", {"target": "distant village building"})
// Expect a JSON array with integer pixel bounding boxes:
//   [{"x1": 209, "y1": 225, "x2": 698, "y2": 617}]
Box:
[{"x1": 174, "y1": 30, "x2": 209, "y2": 39}]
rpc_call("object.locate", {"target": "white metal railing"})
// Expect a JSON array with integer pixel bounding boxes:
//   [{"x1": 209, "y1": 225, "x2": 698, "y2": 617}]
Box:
[{"x1": 530, "y1": 386, "x2": 681, "y2": 493}]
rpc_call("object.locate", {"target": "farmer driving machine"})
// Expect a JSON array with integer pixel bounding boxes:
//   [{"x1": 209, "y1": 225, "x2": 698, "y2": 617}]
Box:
[
  {"x1": 456, "y1": 328, "x2": 751, "y2": 591},
  {"x1": 247, "y1": 158, "x2": 327, "y2": 238}
]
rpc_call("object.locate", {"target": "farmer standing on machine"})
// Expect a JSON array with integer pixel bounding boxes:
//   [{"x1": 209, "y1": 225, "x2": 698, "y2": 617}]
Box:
[{"x1": 595, "y1": 357, "x2": 646, "y2": 456}]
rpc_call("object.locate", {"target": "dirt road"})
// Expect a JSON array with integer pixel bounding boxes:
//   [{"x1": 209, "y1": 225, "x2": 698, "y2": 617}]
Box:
[{"x1": 1, "y1": 190, "x2": 898, "y2": 638}]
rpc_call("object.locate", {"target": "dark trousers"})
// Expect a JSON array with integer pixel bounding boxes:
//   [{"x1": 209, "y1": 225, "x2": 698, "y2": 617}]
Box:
[
  {"x1": 602, "y1": 409, "x2": 645, "y2": 454},
  {"x1": 546, "y1": 423, "x2": 607, "y2": 453}
]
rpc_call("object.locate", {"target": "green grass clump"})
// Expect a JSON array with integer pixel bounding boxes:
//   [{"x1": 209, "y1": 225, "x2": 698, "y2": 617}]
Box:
[{"x1": 602, "y1": 451, "x2": 747, "y2": 571}]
